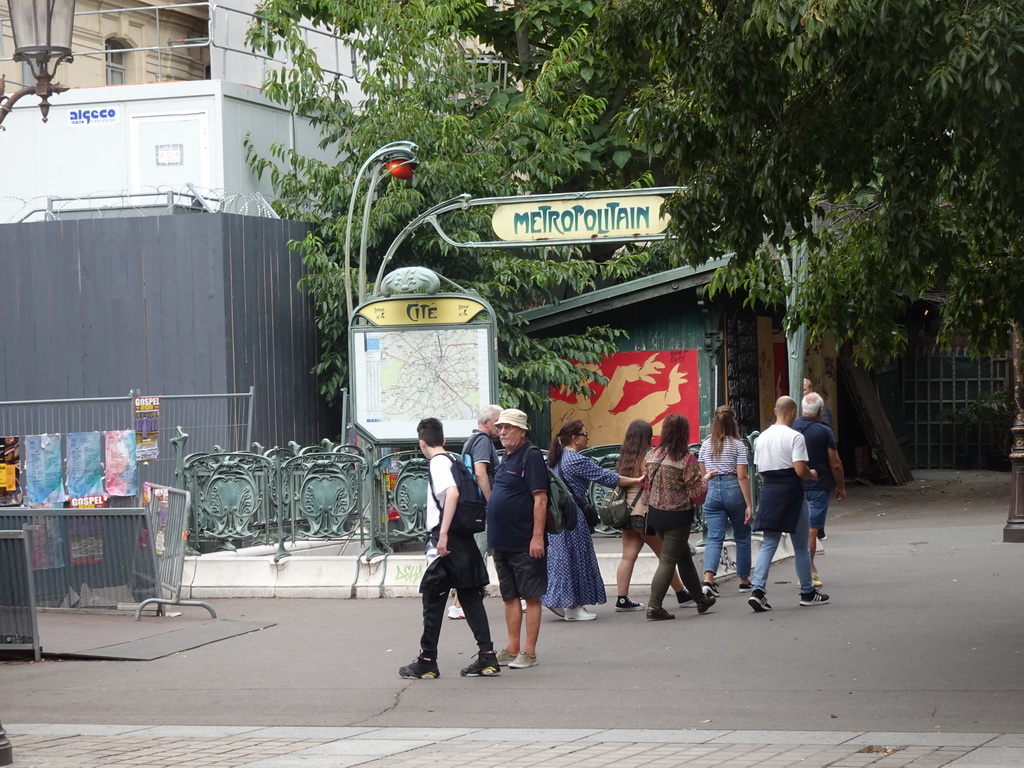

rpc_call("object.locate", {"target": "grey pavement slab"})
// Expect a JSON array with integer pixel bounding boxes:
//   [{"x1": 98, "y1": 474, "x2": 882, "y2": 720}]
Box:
[
  {"x1": 845, "y1": 732, "x2": 1000, "y2": 747},
  {"x1": 947, "y1": 747, "x2": 1024, "y2": 767}
]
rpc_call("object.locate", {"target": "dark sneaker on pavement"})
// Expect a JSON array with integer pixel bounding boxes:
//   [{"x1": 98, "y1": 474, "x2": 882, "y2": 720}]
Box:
[
  {"x1": 748, "y1": 589, "x2": 772, "y2": 613},
  {"x1": 676, "y1": 589, "x2": 695, "y2": 606},
  {"x1": 460, "y1": 651, "x2": 501, "y2": 677},
  {"x1": 817, "y1": 528, "x2": 827, "y2": 540},
  {"x1": 738, "y1": 583, "x2": 753, "y2": 592},
  {"x1": 615, "y1": 596, "x2": 644, "y2": 612},
  {"x1": 646, "y1": 606, "x2": 675, "y2": 621},
  {"x1": 399, "y1": 656, "x2": 440, "y2": 679},
  {"x1": 701, "y1": 581, "x2": 720, "y2": 598},
  {"x1": 799, "y1": 589, "x2": 830, "y2": 606},
  {"x1": 696, "y1": 595, "x2": 716, "y2": 614}
]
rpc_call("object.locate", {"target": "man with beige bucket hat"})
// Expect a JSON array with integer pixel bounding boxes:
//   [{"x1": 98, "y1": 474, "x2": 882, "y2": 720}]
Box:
[{"x1": 486, "y1": 408, "x2": 549, "y2": 669}]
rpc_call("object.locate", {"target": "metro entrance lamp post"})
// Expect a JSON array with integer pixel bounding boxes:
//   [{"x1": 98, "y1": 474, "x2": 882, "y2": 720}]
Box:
[
  {"x1": 0, "y1": 0, "x2": 76, "y2": 129},
  {"x1": 342, "y1": 141, "x2": 419, "y2": 318}
]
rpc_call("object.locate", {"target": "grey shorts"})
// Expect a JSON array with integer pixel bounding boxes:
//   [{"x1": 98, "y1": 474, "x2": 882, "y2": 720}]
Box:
[{"x1": 492, "y1": 549, "x2": 547, "y2": 601}]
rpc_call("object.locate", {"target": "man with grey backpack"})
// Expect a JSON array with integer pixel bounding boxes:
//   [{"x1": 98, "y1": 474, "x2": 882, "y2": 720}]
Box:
[{"x1": 448, "y1": 405, "x2": 502, "y2": 620}]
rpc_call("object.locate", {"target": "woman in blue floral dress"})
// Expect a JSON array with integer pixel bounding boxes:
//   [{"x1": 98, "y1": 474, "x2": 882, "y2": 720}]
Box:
[{"x1": 543, "y1": 420, "x2": 645, "y2": 621}]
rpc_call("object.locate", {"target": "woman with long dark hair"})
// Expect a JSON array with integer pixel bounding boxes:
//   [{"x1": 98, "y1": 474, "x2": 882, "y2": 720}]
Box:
[
  {"x1": 697, "y1": 405, "x2": 753, "y2": 596},
  {"x1": 643, "y1": 413, "x2": 715, "y2": 620},
  {"x1": 544, "y1": 419, "x2": 644, "y2": 621},
  {"x1": 613, "y1": 419, "x2": 689, "y2": 612}
]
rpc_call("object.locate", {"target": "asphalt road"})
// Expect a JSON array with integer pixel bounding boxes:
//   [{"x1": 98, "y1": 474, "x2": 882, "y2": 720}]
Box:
[{"x1": 2, "y1": 469, "x2": 1021, "y2": 735}]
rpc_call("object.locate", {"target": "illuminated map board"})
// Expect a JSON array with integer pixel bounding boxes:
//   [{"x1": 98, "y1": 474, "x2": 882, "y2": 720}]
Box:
[{"x1": 350, "y1": 295, "x2": 498, "y2": 443}]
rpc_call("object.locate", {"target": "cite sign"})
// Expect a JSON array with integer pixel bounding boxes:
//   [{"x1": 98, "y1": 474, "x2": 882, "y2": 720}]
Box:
[
  {"x1": 491, "y1": 195, "x2": 670, "y2": 242},
  {"x1": 357, "y1": 297, "x2": 487, "y2": 326}
]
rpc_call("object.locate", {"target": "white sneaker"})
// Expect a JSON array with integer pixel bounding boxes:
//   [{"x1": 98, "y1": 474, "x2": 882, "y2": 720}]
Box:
[
  {"x1": 563, "y1": 606, "x2": 597, "y2": 621},
  {"x1": 447, "y1": 605, "x2": 465, "y2": 620},
  {"x1": 521, "y1": 599, "x2": 527, "y2": 612}
]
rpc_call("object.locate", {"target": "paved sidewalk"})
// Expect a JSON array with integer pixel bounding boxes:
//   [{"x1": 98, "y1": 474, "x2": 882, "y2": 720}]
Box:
[{"x1": 7, "y1": 725, "x2": 1024, "y2": 767}]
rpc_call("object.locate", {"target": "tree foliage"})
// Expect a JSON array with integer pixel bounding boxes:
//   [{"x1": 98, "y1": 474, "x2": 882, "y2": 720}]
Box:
[
  {"x1": 599, "y1": 0, "x2": 1024, "y2": 362},
  {"x1": 245, "y1": 0, "x2": 661, "y2": 409}
]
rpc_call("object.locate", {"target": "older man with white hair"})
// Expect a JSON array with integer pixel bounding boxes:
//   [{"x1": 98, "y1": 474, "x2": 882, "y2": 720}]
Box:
[{"x1": 793, "y1": 392, "x2": 846, "y2": 588}]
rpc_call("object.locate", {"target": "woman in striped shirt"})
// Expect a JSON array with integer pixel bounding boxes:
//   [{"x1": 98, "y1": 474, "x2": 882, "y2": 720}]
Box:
[{"x1": 697, "y1": 405, "x2": 753, "y2": 596}]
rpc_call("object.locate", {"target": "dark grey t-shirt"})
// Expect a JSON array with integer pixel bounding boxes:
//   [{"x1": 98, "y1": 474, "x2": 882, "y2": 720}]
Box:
[{"x1": 461, "y1": 429, "x2": 498, "y2": 485}]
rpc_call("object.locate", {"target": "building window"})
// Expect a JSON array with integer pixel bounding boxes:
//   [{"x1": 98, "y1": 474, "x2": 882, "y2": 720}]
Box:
[{"x1": 105, "y1": 40, "x2": 127, "y2": 85}]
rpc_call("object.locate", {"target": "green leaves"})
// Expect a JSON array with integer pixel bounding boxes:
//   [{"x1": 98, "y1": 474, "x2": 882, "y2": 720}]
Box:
[
  {"x1": 598, "y1": 0, "x2": 1024, "y2": 364},
  {"x1": 245, "y1": 0, "x2": 659, "y2": 406}
]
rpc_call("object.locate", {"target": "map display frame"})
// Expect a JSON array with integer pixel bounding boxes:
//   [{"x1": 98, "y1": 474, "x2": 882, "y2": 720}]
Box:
[{"x1": 350, "y1": 294, "x2": 498, "y2": 444}]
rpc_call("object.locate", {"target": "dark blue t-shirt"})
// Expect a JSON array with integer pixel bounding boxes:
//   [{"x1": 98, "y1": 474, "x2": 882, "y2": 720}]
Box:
[
  {"x1": 792, "y1": 417, "x2": 837, "y2": 491},
  {"x1": 487, "y1": 440, "x2": 547, "y2": 553}
]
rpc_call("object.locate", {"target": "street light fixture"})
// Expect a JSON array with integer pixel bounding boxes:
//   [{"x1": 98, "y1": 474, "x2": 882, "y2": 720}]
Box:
[
  {"x1": 342, "y1": 141, "x2": 419, "y2": 318},
  {"x1": 0, "y1": 0, "x2": 76, "y2": 129}
]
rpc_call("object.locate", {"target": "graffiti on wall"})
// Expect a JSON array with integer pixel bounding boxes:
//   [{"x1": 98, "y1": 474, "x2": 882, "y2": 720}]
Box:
[{"x1": 550, "y1": 350, "x2": 700, "y2": 446}]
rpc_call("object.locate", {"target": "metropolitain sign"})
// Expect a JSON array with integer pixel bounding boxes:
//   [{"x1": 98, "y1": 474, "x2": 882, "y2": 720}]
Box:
[{"x1": 491, "y1": 195, "x2": 670, "y2": 242}]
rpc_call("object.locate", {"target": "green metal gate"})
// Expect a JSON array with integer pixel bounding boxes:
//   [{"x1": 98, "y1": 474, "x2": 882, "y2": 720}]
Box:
[{"x1": 904, "y1": 349, "x2": 1009, "y2": 469}]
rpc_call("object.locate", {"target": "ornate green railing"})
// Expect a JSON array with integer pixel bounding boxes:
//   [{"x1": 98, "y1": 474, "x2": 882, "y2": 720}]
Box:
[{"x1": 170, "y1": 431, "x2": 761, "y2": 555}]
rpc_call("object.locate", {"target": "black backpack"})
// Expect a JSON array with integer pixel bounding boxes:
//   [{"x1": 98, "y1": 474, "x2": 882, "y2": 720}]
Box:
[{"x1": 427, "y1": 453, "x2": 487, "y2": 534}]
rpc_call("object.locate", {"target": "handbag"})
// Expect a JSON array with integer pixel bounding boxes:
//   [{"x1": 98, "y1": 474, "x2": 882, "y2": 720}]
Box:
[
  {"x1": 597, "y1": 485, "x2": 641, "y2": 529},
  {"x1": 572, "y1": 490, "x2": 600, "y2": 530}
]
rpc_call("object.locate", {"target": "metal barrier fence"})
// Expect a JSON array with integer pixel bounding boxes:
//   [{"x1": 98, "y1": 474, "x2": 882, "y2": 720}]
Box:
[
  {"x1": 0, "y1": 390, "x2": 254, "y2": 494},
  {"x1": 135, "y1": 487, "x2": 216, "y2": 620},
  {"x1": 0, "y1": 508, "x2": 159, "y2": 611},
  {"x1": 0, "y1": 531, "x2": 40, "y2": 661}
]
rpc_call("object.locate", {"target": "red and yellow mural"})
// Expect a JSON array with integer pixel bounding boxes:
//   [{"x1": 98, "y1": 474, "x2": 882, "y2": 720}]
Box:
[{"x1": 550, "y1": 350, "x2": 700, "y2": 446}]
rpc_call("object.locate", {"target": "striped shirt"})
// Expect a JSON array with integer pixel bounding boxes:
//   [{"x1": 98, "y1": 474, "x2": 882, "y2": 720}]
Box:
[{"x1": 698, "y1": 436, "x2": 748, "y2": 475}]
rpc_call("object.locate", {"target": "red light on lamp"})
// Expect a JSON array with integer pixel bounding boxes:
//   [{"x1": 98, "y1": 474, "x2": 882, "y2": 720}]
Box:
[{"x1": 384, "y1": 158, "x2": 416, "y2": 181}]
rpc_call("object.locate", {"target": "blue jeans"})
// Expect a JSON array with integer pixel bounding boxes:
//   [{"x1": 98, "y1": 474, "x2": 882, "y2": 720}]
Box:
[
  {"x1": 701, "y1": 475, "x2": 751, "y2": 578},
  {"x1": 751, "y1": 498, "x2": 812, "y2": 594}
]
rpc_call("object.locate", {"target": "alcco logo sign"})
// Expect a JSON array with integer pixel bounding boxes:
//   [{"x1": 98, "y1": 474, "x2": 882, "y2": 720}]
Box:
[{"x1": 69, "y1": 107, "x2": 119, "y2": 126}]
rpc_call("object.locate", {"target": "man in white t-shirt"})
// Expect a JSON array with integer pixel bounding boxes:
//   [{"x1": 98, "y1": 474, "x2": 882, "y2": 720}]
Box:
[
  {"x1": 398, "y1": 417, "x2": 499, "y2": 679},
  {"x1": 748, "y1": 396, "x2": 830, "y2": 612}
]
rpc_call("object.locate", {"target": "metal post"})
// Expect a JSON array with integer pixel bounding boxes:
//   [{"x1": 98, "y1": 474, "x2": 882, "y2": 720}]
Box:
[
  {"x1": 0, "y1": 719, "x2": 12, "y2": 765},
  {"x1": 1005, "y1": 328, "x2": 1024, "y2": 542}
]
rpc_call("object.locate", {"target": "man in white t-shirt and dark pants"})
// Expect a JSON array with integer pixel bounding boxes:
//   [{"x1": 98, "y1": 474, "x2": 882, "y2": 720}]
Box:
[
  {"x1": 399, "y1": 417, "x2": 500, "y2": 679},
  {"x1": 748, "y1": 396, "x2": 830, "y2": 612}
]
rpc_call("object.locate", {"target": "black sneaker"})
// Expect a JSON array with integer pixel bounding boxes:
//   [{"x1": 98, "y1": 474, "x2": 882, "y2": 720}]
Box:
[
  {"x1": 615, "y1": 596, "x2": 644, "y2": 612},
  {"x1": 676, "y1": 589, "x2": 695, "y2": 606},
  {"x1": 696, "y1": 595, "x2": 716, "y2": 614},
  {"x1": 817, "y1": 529, "x2": 827, "y2": 541},
  {"x1": 748, "y1": 589, "x2": 772, "y2": 613},
  {"x1": 799, "y1": 589, "x2": 830, "y2": 606},
  {"x1": 399, "y1": 656, "x2": 440, "y2": 679},
  {"x1": 738, "y1": 582, "x2": 753, "y2": 592},
  {"x1": 701, "y1": 581, "x2": 720, "y2": 598},
  {"x1": 460, "y1": 651, "x2": 501, "y2": 677}
]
